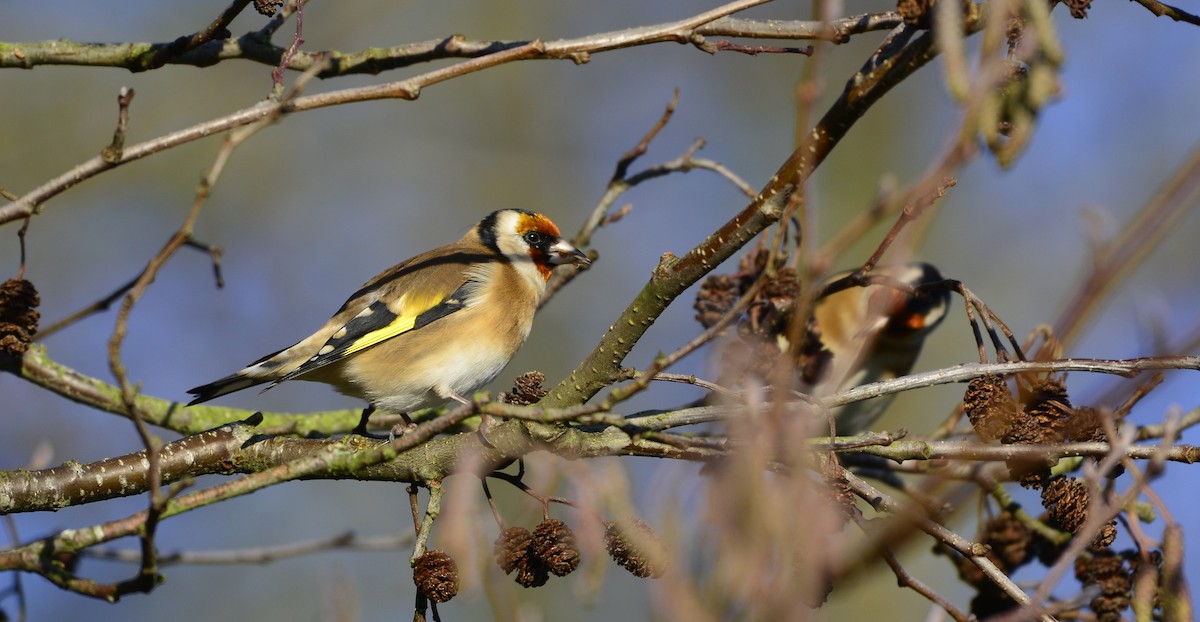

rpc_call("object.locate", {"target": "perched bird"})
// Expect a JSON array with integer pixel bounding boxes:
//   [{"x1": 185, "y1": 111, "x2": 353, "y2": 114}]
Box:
[
  {"x1": 188, "y1": 209, "x2": 590, "y2": 433},
  {"x1": 799, "y1": 262, "x2": 951, "y2": 434}
]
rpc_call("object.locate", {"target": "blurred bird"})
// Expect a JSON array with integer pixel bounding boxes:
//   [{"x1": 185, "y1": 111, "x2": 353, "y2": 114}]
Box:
[
  {"x1": 188, "y1": 209, "x2": 590, "y2": 434},
  {"x1": 797, "y1": 262, "x2": 951, "y2": 434}
]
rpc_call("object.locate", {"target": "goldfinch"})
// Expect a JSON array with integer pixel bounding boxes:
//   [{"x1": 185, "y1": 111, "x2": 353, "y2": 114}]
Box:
[
  {"x1": 187, "y1": 209, "x2": 589, "y2": 433},
  {"x1": 800, "y1": 262, "x2": 951, "y2": 434}
]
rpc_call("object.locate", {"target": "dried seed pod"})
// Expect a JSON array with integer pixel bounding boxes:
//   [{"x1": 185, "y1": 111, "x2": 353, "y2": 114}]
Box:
[
  {"x1": 1041, "y1": 476, "x2": 1117, "y2": 549},
  {"x1": 412, "y1": 550, "x2": 459, "y2": 603},
  {"x1": 604, "y1": 518, "x2": 667, "y2": 579},
  {"x1": 1041, "y1": 477, "x2": 1089, "y2": 533},
  {"x1": 964, "y1": 374, "x2": 1018, "y2": 442},
  {"x1": 532, "y1": 519, "x2": 581, "y2": 577},
  {"x1": 494, "y1": 526, "x2": 550, "y2": 588},
  {"x1": 1001, "y1": 376, "x2": 1077, "y2": 486},
  {"x1": 694, "y1": 274, "x2": 741, "y2": 329},
  {"x1": 1076, "y1": 550, "x2": 1132, "y2": 622},
  {"x1": 1062, "y1": 0, "x2": 1092, "y2": 18},
  {"x1": 253, "y1": 0, "x2": 285, "y2": 16},
  {"x1": 943, "y1": 538, "x2": 1018, "y2": 618},
  {"x1": 0, "y1": 278, "x2": 40, "y2": 357},
  {"x1": 515, "y1": 560, "x2": 550, "y2": 588},
  {"x1": 896, "y1": 0, "x2": 934, "y2": 27},
  {"x1": 500, "y1": 371, "x2": 549, "y2": 405},
  {"x1": 746, "y1": 266, "x2": 799, "y2": 337},
  {"x1": 1093, "y1": 521, "x2": 1118, "y2": 550},
  {"x1": 1063, "y1": 405, "x2": 1106, "y2": 443},
  {"x1": 947, "y1": 510, "x2": 1042, "y2": 618},
  {"x1": 494, "y1": 527, "x2": 533, "y2": 575},
  {"x1": 1021, "y1": 377, "x2": 1073, "y2": 443},
  {"x1": 983, "y1": 510, "x2": 1035, "y2": 571}
]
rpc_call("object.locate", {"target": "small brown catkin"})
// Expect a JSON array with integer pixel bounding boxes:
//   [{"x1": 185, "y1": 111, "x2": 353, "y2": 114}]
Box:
[
  {"x1": 500, "y1": 371, "x2": 549, "y2": 405},
  {"x1": 0, "y1": 278, "x2": 40, "y2": 358},
  {"x1": 964, "y1": 374, "x2": 1018, "y2": 442},
  {"x1": 1075, "y1": 551, "x2": 1132, "y2": 622},
  {"x1": 253, "y1": 0, "x2": 284, "y2": 16},
  {"x1": 1021, "y1": 377, "x2": 1073, "y2": 444},
  {"x1": 494, "y1": 526, "x2": 533, "y2": 575},
  {"x1": 694, "y1": 273, "x2": 740, "y2": 329},
  {"x1": 1041, "y1": 477, "x2": 1089, "y2": 533},
  {"x1": 604, "y1": 519, "x2": 667, "y2": 579},
  {"x1": 896, "y1": 0, "x2": 934, "y2": 27},
  {"x1": 532, "y1": 519, "x2": 581, "y2": 577},
  {"x1": 412, "y1": 550, "x2": 459, "y2": 603},
  {"x1": 982, "y1": 510, "x2": 1036, "y2": 571},
  {"x1": 494, "y1": 526, "x2": 549, "y2": 588},
  {"x1": 1041, "y1": 476, "x2": 1117, "y2": 549},
  {"x1": 515, "y1": 561, "x2": 550, "y2": 588}
]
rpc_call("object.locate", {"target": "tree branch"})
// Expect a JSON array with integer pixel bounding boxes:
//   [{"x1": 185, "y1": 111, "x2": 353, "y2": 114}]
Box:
[{"x1": 0, "y1": 12, "x2": 903, "y2": 74}]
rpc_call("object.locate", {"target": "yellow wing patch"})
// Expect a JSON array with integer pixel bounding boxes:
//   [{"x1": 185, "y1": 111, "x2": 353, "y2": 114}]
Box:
[
  {"x1": 339, "y1": 291, "x2": 436, "y2": 357},
  {"x1": 275, "y1": 285, "x2": 470, "y2": 384}
]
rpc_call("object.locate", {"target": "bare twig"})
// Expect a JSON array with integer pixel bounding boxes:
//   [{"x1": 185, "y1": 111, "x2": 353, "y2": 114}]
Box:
[
  {"x1": 708, "y1": 41, "x2": 814, "y2": 56},
  {"x1": 0, "y1": 8, "x2": 900, "y2": 75},
  {"x1": 36, "y1": 238, "x2": 223, "y2": 340},
  {"x1": 837, "y1": 466, "x2": 1055, "y2": 621},
  {"x1": 826, "y1": 356, "x2": 1200, "y2": 411},
  {"x1": 860, "y1": 174, "x2": 959, "y2": 273},
  {"x1": 100, "y1": 87, "x2": 135, "y2": 164},
  {"x1": 611, "y1": 89, "x2": 679, "y2": 183},
  {"x1": 1053, "y1": 141, "x2": 1200, "y2": 347},
  {"x1": 269, "y1": 0, "x2": 303, "y2": 93},
  {"x1": 1128, "y1": 0, "x2": 1200, "y2": 25},
  {"x1": 0, "y1": 40, "x2": 547, "y2": 224},
  {"x1": 411, "y1": 483, "x2": 443, "y2": 560},
  {"x1": 139, "y1": 0, "x2": 254, "y2": 71},
  {"x1": 2, "y1": 515, "x2": 27, "y2": 622},
  {"x1": 84, "y1": 532, "x2": 413, "y2": 565},
  {"x1": 100, "y1": 58, "x2": 327, "y2": 599},
  {"x1": 879, "y1": 545, "x2": 971, "y2": 622}
]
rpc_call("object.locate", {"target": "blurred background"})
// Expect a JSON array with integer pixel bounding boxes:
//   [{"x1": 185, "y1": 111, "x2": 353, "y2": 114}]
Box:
[{"x1": 2, "y1": 1, "x2": 1199, "y2": 620}]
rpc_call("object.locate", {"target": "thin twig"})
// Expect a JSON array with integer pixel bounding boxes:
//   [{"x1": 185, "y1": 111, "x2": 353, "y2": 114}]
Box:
[
  {"x1": 1053, "y1": 141, "x2": 1200, "y2": 347},
  {"x1": 612, "y1": 88, "x2": 679, "y2": 183},
  {"x1": 1128, "y1": 0, "x2": 1200, "y2": 24},
  {"x1": 411, "y1": 483, "x2": 443, "y2": 560},
  {"x1": 84, "y1": 532, "x2": 413, "y2": 565},
  {"x1": 3, "y1": 0, "x2": 783, "y2": 223},
  {"x1": 837, "y1": 466, "x2": 1055, "y2": 621},
  {"x1": 36, "y1": 239, "x2": 223, "y2": 340},
  {"x1": 709, "y1": 40, "x2": 814, "y2": 56},
  {"x1": 2, "y1": 515, "x2": 26, "y2": 622},
  {"x1": 101, "y1": 58, "x2": 328, "y2": 599},
  {"x1": 0, "y1": 13, "x2": 903, "y2": 75},
  {"x1": 270, "y1": 0, "x2": 304, "y2": 94},
  {"x1": 100, "y1": 87, "x2": 135, "y2": 164},
  {"x1": 139, "y1": 0, "x2": 254, "y2": 71}
]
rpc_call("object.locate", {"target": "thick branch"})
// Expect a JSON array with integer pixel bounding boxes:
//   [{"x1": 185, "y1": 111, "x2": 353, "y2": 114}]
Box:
[
  {"x1": 0, "y1": 400, "x2": 718, "y2": 514},
  {"x1": 0, "y1": 12, "x2": 902, "y2": 75},
  {"x1": 11, "y1": 345, "x2": 361, "y2": 435}
]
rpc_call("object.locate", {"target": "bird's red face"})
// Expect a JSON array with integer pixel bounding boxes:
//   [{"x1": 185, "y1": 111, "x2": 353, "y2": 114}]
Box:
[{"x1": 516, "y1": 213, "x2": 590, "y2": 280}]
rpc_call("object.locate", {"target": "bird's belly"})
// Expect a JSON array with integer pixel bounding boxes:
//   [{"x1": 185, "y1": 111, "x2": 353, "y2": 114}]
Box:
[{"x1": 335, "y1": 311, "x2": 528, "y2": 413}]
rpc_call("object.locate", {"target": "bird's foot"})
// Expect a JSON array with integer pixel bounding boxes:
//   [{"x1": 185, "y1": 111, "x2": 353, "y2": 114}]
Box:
[
  {"x1": 387, "y1": 413, "x2": 418, "y2": 442},
  {"x1": 475, "y1": 414, "x2": 498, "y2": 449}
]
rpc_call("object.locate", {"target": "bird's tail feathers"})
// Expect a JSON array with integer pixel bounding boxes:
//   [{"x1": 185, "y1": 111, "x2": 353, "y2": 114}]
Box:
[
  {"x1": 186, "y1": 373, "x2": 271, "y2": 406},
  {"x1": 187, "y1": 345, "x2": 298, "y2": 406}
]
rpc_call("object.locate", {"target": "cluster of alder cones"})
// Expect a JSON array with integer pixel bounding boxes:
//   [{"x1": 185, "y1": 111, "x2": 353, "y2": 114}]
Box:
[{"x1": 411, "y1": 517, "x2": 666, "y2": 604}]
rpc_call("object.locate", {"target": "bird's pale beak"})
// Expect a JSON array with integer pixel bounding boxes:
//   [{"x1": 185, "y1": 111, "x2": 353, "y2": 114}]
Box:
[{"x1": 549, "y1": 239, "x2": 591, "y2": 266}]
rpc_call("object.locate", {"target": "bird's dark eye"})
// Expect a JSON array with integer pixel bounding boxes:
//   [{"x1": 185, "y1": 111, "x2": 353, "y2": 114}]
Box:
[{"x1": 523, "y1": 231, "x2": 543, "y2": 246}]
